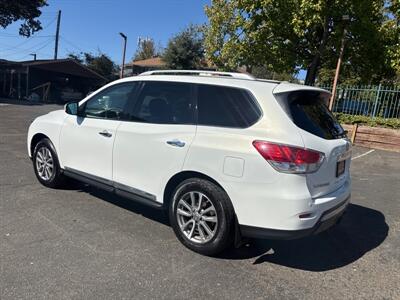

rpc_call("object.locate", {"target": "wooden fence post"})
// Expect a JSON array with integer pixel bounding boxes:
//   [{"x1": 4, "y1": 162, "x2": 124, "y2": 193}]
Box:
[{"x1": 351, "y1": 123, "x2": 358, "y2": 144}]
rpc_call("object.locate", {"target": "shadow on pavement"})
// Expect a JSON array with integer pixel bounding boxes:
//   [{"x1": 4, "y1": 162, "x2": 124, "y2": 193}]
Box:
[
  {"x1": 0, "y1": 98, "x2": 45, "y2": 106},
  {"x1": 69, "y1": 180, "x2": 170, "y2": 226},
  {"x1": 61, "y1": 180, "x2": 388, "y2": 271},
  {"x1": 221, "y1": 204, "x2": 388, "y2": 271}
]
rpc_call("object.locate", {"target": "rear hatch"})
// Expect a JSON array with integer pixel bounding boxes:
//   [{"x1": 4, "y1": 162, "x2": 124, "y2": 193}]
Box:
[{"x1": 273, "y1": 85, "x2": 351, "y2": 198}]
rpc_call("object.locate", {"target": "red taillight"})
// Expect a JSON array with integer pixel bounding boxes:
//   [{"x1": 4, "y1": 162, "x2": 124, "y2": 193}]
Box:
[{"x1": 252, "y1": 141, "x2": 324, "y2": 173}]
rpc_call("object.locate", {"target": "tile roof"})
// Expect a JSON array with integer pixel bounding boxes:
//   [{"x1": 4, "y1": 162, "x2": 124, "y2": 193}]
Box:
[{"x1": 127, "y1": 57, "x2": 166, "y2": 67}]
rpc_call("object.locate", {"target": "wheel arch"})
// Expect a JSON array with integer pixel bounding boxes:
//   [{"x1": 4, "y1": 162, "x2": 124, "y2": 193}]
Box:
[
  {"x1": 163, "y1": 170, "x2": 229, "y2": 209},
  {"x1": 164, "y1": 170, "x2": 242, "y2": 249},
  {"x1": 30, "y1": 133, "x2": 50, "y2": 157}
]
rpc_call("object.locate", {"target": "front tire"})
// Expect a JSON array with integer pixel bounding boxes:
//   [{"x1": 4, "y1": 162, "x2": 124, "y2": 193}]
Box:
[
  {"x1": 169, "y1": 178, "x2": 235, "y2": 256},
  {"x1": 33, "y1": 138, "x2": 65, "y2": 188}
]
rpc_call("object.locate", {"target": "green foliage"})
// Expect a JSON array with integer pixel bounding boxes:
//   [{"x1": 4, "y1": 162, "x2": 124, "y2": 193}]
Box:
[
  {"x1": 163, "y1": 25, "x2": 205, "y2": 70},
  {"x1": 133, "y1": 38, "x2": 158, "y2": 61},
  {"x1": 380, "y1": 1, "x2": 400, "y2": 84},
  {"x1": 335, "y1": 113, "x2": 400, "y2": 129},
  {"x1": 318, "y1": 68, "x2": 364, "y2": 86},
  {"x1": 67, "y1": 52, "x2": 119, "y2": 81},
  {"x1": 251, "y1": 65, "x2": 299, "y2": 82},
  {"x1": 0, "y1": 0, "x2": 47, "y2": 37},
  {"x1": 67, "y1": 53, "x2": 83, "y2": 64},
  {"x1": 204, "y1": 0, "x2": 297, "y2": 73},
  {"x1": 204, "y1": 0, "x2": 399, "y2": 85}
]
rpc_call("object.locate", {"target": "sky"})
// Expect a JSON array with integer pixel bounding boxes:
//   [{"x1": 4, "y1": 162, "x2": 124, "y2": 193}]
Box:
[
  {"x1": 0, "y1": 0, "x2": 210, "y2": 63},
  {"x1": 0, "y1": 0, "x2": 306, "y2": 80}
]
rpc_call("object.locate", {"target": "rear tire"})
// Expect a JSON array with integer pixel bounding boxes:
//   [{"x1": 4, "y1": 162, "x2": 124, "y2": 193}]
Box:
[
  {"x1": 32, "y1": 138, "x2": 66, "y2": 188},
  {"x1": 169, "y1": 178, "x2": 235, "y2": 256}
]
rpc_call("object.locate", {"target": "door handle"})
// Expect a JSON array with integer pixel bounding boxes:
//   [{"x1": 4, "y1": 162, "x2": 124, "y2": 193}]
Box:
[
  {"x1": 99, "y1": 130, "x2": 112, "y2": 137},
  {"x1": 166, "y1": 139, "x2": 185, "y2": 147}
]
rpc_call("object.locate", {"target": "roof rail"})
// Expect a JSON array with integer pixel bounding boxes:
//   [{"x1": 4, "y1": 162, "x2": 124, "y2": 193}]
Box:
[{"x1": 139, "y1": 70, "x2": 255, "y2": 80}]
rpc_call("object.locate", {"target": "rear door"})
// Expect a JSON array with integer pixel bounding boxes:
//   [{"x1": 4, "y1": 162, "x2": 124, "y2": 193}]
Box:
[
  {"x1": 113, "y1": 81, "x2": 196, "y2": 203},
  {"x1": 274, "y1": 89, "x2": 351, "y2": 198}
]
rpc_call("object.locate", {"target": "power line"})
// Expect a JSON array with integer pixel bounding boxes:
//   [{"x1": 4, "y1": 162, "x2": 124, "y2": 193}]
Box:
[
  {"x1": 40, "y1": 16, "x2": 58, "y2": 30},
  {"x1": 0, "y1": 33, "x2": 54, "y2": 38},
  {"x1": 10, "y1": 40, "x2": 54, "y2": 61},
  {"x1": 1, "y1": 37, "x2": 54, "y2": 54},
  {"x1": 13, "y1": 50, "x2": 53, "y2": 61},
  {"x1": 60, "y1": 36, "x2": 84, "y2": 52},
  {"x1": 34, "y1": 39, "x2": 55, "y2": 53},
  {"x1": 38, "y1": 10, "x2": 58, "y2": 13},
  {"x1": 0, "y1": 37, "x2": 55, "y2": 55},
  {"x1": 0, "y1": 16, "x2": 57, "y2": 51}
]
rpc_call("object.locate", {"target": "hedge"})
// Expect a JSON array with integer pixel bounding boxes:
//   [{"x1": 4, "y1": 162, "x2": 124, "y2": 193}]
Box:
[{"x1": 334, "y1": 113, "x2": 400, "y2": 130}]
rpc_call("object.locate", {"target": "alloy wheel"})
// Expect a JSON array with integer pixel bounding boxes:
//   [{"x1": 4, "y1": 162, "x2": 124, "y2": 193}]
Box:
[
  {"x1": 35, "y1": 147, "x2": 54, "y2": 181},
  {"x1": 176, "y1": 191, "x2": 218, "y2": 244}
]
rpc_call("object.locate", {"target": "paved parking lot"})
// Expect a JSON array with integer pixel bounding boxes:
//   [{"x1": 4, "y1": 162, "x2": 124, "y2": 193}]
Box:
[{"x1": 1, "y1": 102, "x2": 399, "y2": 299}]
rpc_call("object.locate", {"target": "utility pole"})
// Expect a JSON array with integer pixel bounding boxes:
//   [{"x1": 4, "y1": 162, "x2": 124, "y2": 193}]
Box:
[
  {"x1": 30, "y1": 53, "x2": 36, "y2": 61},
  {"x1": 329, "y1": 15, "x2": 350, "y2": 111},
  {"x1": 54, "y1": 10, "x2": 61, "y2": 60},
  {"x1": 119, "y1": 32, "x2": 127, "y2": 78}
]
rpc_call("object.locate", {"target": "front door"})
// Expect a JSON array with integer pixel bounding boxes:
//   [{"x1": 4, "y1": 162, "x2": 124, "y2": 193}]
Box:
[
  {"x1": 113, "y1": 81, "x2": 196, "y2": 202},
  {"x1": 59, "y1": 82, "x2": 138, "y2": 181}
]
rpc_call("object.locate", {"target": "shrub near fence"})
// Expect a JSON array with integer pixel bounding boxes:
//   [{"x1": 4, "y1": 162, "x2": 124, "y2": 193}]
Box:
[
  {"x1": 320, "y1": 84, "x2": 400, "y2": 119},
  {"x1": 334, "y1": 113, "x2": 400, "y2": 129}
]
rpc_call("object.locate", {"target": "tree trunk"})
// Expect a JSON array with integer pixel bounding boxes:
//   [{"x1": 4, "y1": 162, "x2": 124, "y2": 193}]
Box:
[
  {"x1": 305, "y1": 14, "x2": 331, "y2": 86},
  {"x1": 305, "y1": 55, "x2": 321, "y2": 86},
  {"x1": 245, "y1": 65, "x2": 253, "y2": 74}
]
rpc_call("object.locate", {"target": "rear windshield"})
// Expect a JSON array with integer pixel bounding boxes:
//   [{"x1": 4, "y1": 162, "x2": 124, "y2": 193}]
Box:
[{"x1": 278, "y1": 91, "x2": 345, "y2": 140}]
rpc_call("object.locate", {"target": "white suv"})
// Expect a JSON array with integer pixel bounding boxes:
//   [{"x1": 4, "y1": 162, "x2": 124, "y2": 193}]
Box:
[{"x1": 28, "y1": 70, "x2": 351, "y2": 255}]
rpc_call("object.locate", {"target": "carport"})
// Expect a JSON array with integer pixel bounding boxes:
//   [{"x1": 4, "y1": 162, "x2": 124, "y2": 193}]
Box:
[{"x1": 0, "y1": 59, "x2": 106, "y2": 103}]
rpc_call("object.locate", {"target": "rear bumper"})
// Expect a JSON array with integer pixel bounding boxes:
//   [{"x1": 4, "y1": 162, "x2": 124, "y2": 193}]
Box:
[{"x1": 240, "y1": 195, "x2": 350, "y2": 240}]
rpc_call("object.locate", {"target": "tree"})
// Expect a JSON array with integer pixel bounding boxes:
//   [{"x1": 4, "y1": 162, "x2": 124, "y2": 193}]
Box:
[
  {"x1": 380, "y1": 1, "x2": 400, "y2": 83},
  {"x1": 251, "y1": 66, "x2": 299, "y2": 82},
  {"x1": 0, "y1": 0, "x2": 47, "y2": 37},
  {"x1": 163, "y1": 25, "x2": 205, "y2": 69},
  {"x1": 133, "y1": 38, "x2": 158, "y2": 61},
  {"x1": 204, "y1": 0, "x2": 396, "y2": 85},
  {"x1": 66, "y1": 53, "x2": 84, "y2": 64},
  {"x1": 67, "y1": 52, "x2": 119, "y2": 81},
  {"x1": 204, "y1": 0, "x2": 297, "y2": 74}
]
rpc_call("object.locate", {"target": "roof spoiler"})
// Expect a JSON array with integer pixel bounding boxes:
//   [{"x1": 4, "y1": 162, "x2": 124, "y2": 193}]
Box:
[{"x1": 273, "y1": 82, "x2": 332, "y2": 96}]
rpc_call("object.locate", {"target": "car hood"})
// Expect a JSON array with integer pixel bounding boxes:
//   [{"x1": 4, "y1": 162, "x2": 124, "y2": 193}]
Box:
[{"x1": 36, "y1": 109, "x2": 65, "y2": 121}]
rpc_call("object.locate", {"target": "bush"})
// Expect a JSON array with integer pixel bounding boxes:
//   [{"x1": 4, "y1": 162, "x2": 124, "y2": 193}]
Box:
[{"x1": 334, "y1": 113, "x2": 400, "y2": 129}]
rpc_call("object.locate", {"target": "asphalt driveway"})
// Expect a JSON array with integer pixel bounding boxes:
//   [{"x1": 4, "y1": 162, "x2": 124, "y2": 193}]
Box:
[{"x1": 0, "y1": 102, "x2": 399, "y2": 299}]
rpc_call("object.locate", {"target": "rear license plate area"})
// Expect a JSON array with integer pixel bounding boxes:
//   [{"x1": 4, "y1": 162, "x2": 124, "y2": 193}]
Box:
[{"x1": 336, "y1": 160, "x2": 345, "y2": 177}]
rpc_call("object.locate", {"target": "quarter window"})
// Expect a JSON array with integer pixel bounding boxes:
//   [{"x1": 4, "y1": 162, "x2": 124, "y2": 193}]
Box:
[
  {"x1": 197, "y1": 84, "x2": 262, "y2": 128},
  {"x1": 83, "y1": 83, "x2": 137, "y2": 120},
  {"x1": 130, "y1": 81, "x2": 194, "y2": 124}
]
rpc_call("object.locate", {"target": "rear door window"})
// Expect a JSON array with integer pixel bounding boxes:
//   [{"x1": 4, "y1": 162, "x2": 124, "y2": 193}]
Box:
[
  {"x1": 129, "y1": 81, "x2": 195, "y2": 124},
  {"x1": 279, "y1": 91, "x2": 345, "y2": 139},
  {"x1": 196, "y1": 84, "x2": 261, "y2": 128}
]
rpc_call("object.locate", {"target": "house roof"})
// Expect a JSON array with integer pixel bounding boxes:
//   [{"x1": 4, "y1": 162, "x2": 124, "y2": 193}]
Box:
[
  {"x1": 0, "y1": 59, "x2": 106, "y2": 81},
  {"x1": 127, "y1": 57, "x2": 166, "y2": 68}
]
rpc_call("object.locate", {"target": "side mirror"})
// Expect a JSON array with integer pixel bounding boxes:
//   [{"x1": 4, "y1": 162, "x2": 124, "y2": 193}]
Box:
[{"x1": 64, "y1": 102, "x2": 79, "y2": 116}]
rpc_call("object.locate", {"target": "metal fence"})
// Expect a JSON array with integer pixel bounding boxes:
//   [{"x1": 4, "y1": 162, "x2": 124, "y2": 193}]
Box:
[{"x1": 319, "y1": 84, "x2": 400, "y2": 119}]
